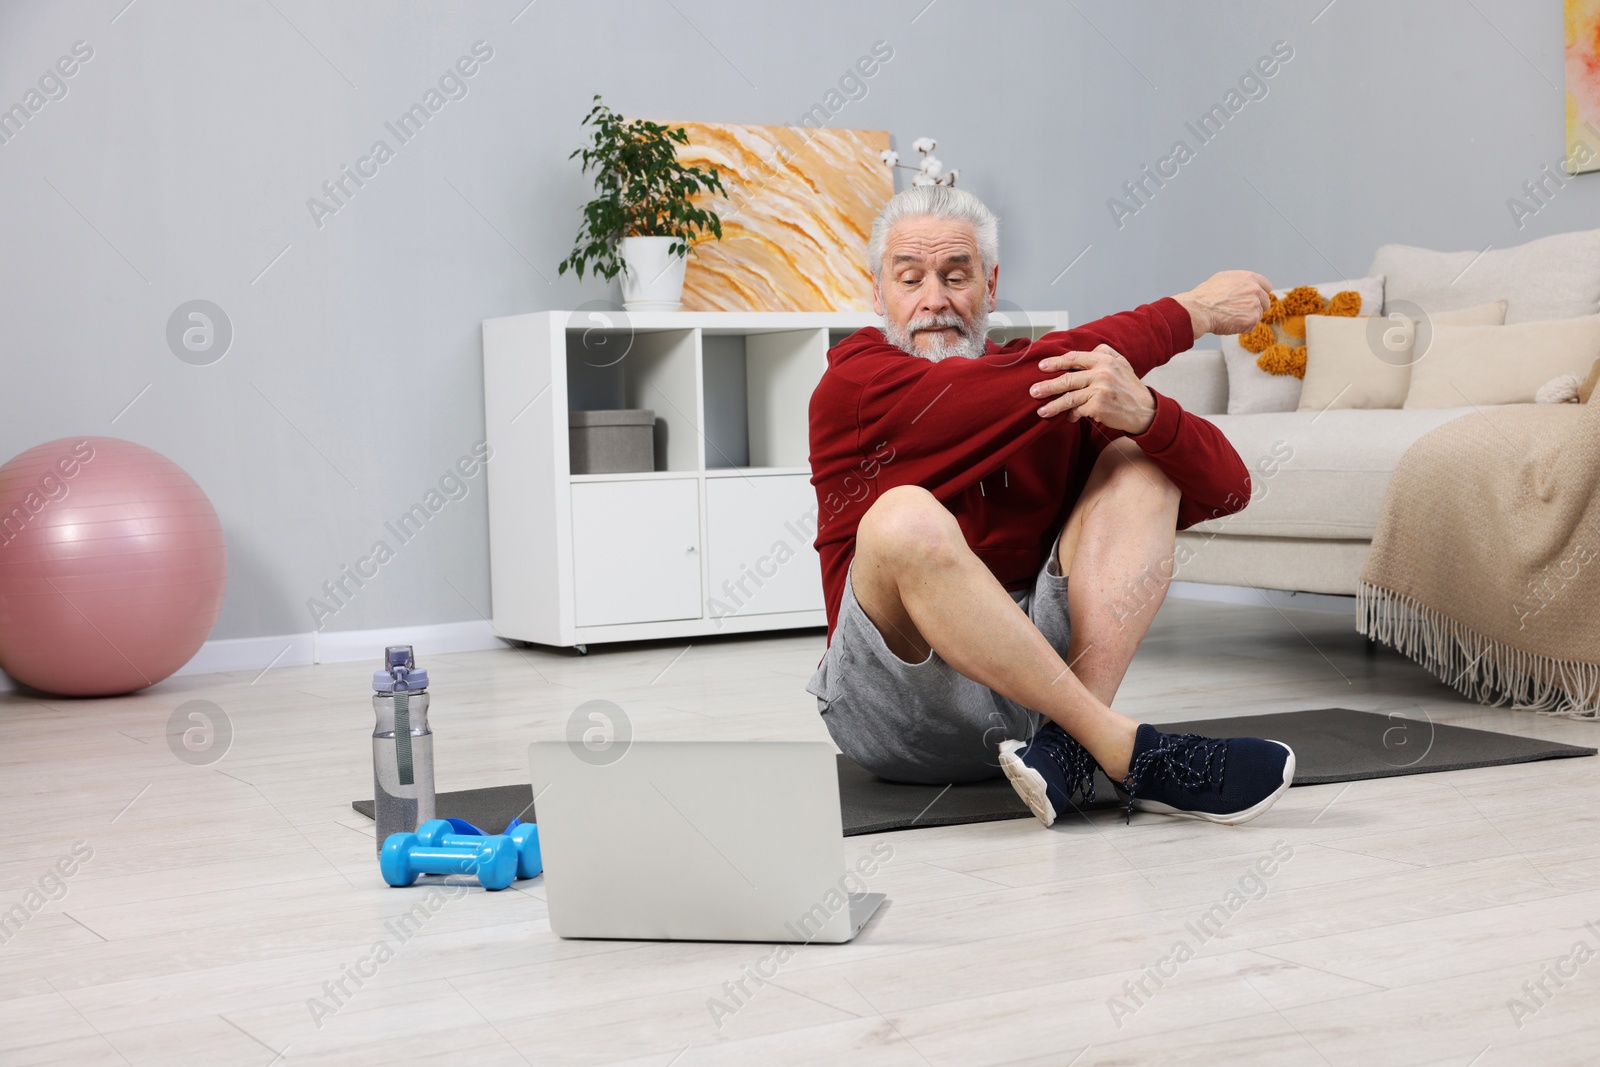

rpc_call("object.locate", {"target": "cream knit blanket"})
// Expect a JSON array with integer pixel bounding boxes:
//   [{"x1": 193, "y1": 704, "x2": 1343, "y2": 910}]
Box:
[{"x1": 1358, "y1": 401, "x2": 1600, "y2": 718}]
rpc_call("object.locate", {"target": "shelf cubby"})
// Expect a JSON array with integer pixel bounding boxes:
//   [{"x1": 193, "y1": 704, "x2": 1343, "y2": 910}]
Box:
[{"x1": 565, "y1": 327, "x2": 700, "y2": 473}]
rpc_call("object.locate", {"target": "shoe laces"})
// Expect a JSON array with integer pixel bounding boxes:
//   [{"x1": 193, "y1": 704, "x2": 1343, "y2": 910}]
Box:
[
  {"x1": 1032, "y1": 723, "x2": 1097, "y2": 806},
  {"x1": 1120, "y1": 732, "x2": 1228, "y2": 822}
]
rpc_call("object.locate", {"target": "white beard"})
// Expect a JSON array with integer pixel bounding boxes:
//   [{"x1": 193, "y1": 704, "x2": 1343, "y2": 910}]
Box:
[{"x1": 882, "y1": 310, "x2": 991, "y2": 361}]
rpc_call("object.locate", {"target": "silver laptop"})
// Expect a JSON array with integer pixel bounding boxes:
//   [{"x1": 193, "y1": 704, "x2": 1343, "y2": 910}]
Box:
[{"x1": 527, "y1": 740, "x2": 887, "y2": 943}]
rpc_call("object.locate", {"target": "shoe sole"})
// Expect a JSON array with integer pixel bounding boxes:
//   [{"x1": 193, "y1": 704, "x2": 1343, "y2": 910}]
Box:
[
  {"x1": 998, "y1": 740, "x2": 1058, "y2": 828},
  {"x1": 1130, "y1": 741, "x2": 1296, "y2": 825}
]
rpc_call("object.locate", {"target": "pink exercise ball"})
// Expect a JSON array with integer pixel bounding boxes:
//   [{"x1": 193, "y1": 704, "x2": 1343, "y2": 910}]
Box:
[{"x1": 0, "y1": 436, "x2": 226, "y2": 697}]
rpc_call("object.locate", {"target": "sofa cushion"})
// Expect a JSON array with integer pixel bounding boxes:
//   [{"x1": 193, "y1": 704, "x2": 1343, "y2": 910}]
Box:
[
  {"x1": 1404, "y1": 315, "x2": 1600, "y2": 408},
  {"x1": 1370, "y1": 228, "x2": 1600, "y2": 324},
  {"x1": 1221, "y1": 342, "x2": 1304, "y2": 414},
  {"x1": 1144, "y1": 348, "x2": 1227, "y2": 415},
  {"x1": 1297, "y1": 300, "x2": 1508, "y2": 412},
  {"x1": 1188, "y1": 407, "x2": 1477, "y2": 540}
]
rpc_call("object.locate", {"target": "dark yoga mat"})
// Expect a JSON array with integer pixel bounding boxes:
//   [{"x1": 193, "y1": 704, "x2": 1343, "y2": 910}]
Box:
[{"x1": 353, "y1": 708, "x2": 1595, "y2": 837}]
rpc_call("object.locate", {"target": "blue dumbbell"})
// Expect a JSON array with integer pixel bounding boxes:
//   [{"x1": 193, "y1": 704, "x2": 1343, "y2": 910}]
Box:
[
  {"x1": 416, "y1": 819, "x2": 542, "y2": 879},
  {"x1": 380, "y1": 829, "x2": 517, "y2": 891},
  {"x1": 508, "y1": 823, "x2": 541, "y2": 879}
]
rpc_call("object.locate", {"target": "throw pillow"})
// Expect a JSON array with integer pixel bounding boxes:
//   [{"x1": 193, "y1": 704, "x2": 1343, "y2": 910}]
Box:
[
  {"x1": 1297, "y1": 301, "x2": 1508, "y2": 412},
  {"x1": 1403, "y1": 315, "x2": 1600, "y2": 409},
  {"x1": 1221, "y1": 275, "x2": 1384, "y2": 414},
  {"x1": 1535, "y1": 374, "x2": 1585, "y2": 404},
  {"x1": 1370, "y1": 228, "x2": 1600, "y2": 324}
]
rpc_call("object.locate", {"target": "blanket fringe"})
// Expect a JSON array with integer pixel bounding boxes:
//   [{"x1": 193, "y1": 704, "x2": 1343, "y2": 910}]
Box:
[{"x1": 1357, "y1": 581, "x2": 1600, "y2": 720}]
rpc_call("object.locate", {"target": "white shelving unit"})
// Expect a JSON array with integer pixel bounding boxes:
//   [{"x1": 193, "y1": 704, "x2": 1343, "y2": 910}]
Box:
[{"x1": 481, "y1": 309, "x2": 1068, "y2": 650}]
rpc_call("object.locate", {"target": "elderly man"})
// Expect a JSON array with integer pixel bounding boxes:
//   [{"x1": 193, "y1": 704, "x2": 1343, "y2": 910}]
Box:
[{"x1": 805, "y1": 185, "x2": 1295, "y2": 828}]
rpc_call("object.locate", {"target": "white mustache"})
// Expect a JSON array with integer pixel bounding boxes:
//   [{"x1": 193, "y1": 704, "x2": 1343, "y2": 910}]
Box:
[
  {"x1": 907, "y1": 314, "x2": 969, "y2": 336},
  {"x1": 882, "y1": 308, "x2": 990, "y2": 361}
]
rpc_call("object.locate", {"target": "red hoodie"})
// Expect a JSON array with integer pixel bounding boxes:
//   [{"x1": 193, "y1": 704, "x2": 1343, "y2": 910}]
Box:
[{"x1": 807, "y1": 296, "x2": 1251, "y2": 642}]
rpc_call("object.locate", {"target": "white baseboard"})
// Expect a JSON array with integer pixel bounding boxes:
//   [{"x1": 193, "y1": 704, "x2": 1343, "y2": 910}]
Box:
[
  {"x1": 0, "y1": 619, "x2": 513, "y2": 694},
  {"x1": 187, "y1": 632, "x2": 318, "y2": 679},
  {"x1": 1167, "y1": 580, "x2": 1357, "y2": 615},
  {"x1": 308, "y1": 620, "x2": 511, "y2": 666},
  {"x1": 0, "y1": 589, "x2": 1352, "y2": 696}
]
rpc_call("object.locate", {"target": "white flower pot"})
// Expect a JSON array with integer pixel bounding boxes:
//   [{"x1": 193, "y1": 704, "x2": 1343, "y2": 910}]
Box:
[{"x1": 618, "y1": 236, "x2": 687, "y2": 311}]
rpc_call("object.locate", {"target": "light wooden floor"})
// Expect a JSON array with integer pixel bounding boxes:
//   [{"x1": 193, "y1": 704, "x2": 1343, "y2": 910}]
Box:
[{"x1": 4, "y1": 597, "x2": 1598, "y2": 1066}]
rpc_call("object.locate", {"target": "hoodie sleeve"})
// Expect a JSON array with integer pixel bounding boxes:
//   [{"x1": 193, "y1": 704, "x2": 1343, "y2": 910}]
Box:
[
  {"x1": 1113, "y1": 388, "x2": 1252, "y2": 528},
  {"x1": 847, "y1": 296, "x2": 1250, "y2": 527},
  {"x1": 854, "y1": 298, "x2": 1196, "y2": 498}
]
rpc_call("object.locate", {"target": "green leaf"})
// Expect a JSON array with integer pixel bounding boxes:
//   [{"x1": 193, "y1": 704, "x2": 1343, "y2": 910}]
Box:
[{"x1": 560, "y1": 95, "x2": 729, "y2": 281}]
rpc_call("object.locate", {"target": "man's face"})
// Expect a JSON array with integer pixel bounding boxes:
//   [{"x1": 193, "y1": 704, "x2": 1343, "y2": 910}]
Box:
[{"x1": 873, "y1": 215, "x2": 998, "y2": 361}]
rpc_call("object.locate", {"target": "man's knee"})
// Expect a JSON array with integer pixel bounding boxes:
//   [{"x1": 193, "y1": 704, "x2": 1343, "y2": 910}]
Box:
[
  {"x1": 858, "y1": 485, "x2": 966, "y2": 568},
  {"x1": 1096, "y1": 438, "x2": 1181, "y2": 511}
]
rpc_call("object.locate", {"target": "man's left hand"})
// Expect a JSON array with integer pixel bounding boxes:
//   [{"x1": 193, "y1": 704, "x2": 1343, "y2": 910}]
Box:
[{"x1": 1030, "y1": 344, "x2": 1156, "y2": 434}]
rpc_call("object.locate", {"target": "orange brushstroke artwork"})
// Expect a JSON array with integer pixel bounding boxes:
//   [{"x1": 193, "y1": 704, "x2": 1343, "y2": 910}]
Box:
[
  {"x1": 1567, "y1": 0, "x2": 1600, "y2": 174},
  {"x1": 660, "y1": 122, "x2": 894, "y2": 311}
]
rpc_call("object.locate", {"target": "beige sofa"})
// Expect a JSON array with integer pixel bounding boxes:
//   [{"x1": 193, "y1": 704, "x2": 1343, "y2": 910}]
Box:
[
  {"x1": 1143, "y1": 226, "x2": 1600, "y2": 596},
  {"x1": 1145, "y1": 350, "x2": 1473, "y2": 594}
]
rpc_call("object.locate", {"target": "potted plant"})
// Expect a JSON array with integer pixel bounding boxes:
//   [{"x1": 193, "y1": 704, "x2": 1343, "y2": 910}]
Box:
[{"x1": 558, "y1": 95, "x2": 728, "y2": 310}]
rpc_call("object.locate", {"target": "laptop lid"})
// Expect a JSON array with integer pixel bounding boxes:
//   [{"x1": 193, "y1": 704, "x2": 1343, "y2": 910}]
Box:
[{"x1": 528, "y1": 740, "x2": 859, "y2": 942}]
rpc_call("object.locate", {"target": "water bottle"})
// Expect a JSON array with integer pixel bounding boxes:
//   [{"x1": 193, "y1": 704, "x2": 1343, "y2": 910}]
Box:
[{"x1": 372, "y1": 645, "x2": 435, "y2": 855}]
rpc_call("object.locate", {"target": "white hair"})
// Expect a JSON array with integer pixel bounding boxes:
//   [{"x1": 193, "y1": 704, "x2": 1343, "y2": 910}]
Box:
[{"x1": 867, "y1": 185, "x2": 1000, "y2": 282}]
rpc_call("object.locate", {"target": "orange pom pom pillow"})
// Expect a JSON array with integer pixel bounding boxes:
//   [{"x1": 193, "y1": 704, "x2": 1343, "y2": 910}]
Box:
[{"x1": 1219, "y1": 276, "x2": 1384, "y2": 414}]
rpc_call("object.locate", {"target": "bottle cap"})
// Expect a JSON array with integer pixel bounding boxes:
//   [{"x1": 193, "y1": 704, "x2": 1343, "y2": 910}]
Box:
[
  {"x1": 373, "y1": 644, "x2": 428, "y2": 692},
  {"x1": 373, "y1": 669, "x2": 428, "y2": 692}
]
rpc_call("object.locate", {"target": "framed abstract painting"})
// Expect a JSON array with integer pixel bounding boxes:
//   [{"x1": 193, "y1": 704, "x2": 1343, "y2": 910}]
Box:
[
  {"x1": 662, "y1": 121, "x2": 894, "y2": 312},
  {"x1": 1568, "y1": 0, "x2": 1600, "y2": 173}
]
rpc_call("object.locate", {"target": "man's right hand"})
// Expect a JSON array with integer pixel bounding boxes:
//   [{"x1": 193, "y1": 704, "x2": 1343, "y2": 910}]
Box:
[{"x1": 1173, "y1": 271, "x2": 1273, "y2": 339}]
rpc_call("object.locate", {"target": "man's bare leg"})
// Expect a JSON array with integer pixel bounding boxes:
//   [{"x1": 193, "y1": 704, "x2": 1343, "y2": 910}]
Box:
[
  {"x1": 851, "y1": 441, "x2": 1181, "y2": 779},
  {"x1": 852, "y1": 489, "x2": 1139, "y2": 779},
  {"x1": 1055, "y1": 438, "x2": 1182, "y2": 706}
]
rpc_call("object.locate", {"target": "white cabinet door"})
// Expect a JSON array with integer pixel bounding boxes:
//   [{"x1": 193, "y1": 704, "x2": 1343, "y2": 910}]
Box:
[
  {"x1": 705, "y1": 474, "x2": 823, "y2": 619},
  {"x1": 571, "y1": 480, "x2": 702, "y2": 627}
]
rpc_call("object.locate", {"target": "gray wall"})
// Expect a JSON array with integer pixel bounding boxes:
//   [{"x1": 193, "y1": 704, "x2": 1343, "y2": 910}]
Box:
[{"x1": 1, "y1": 0, "x2": 1591, "y2": 641}]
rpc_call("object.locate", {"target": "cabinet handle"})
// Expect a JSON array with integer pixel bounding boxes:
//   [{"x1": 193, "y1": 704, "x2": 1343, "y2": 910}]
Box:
[{"x1": 687, "y1": 546, "x2": 697, "y2": 553}]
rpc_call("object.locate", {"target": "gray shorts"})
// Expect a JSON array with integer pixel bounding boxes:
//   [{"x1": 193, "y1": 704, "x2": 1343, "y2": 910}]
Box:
[{"x1": 806, "y1": 545, "x2": 1071, "y2": 785}]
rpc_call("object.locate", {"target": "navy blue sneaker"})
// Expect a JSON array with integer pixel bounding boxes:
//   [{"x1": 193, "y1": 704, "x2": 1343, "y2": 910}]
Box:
[
  {"x1": 998, "y1": 722, "x2": 1098, "y2": 828},
  {"x1": 1117, "y1": 724, "x2": 1294, "y2": 825}
]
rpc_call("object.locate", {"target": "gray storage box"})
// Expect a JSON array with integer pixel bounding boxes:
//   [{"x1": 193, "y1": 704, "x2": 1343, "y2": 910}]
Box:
[{"x1": 569, "y1": 409, "x2": 656, "y2": 474}]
